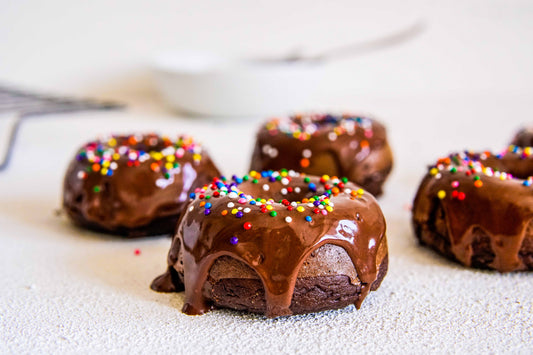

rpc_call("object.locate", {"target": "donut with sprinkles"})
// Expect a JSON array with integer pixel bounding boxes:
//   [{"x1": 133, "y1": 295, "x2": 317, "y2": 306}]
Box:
[
  {"x1": 250, "y1": 113, "x2": 393, "y2": 196},
  {"x1": 63, "y1": 133, "x2": 220, "y2": 237},
  {"x1": 412, "y1": 146, "x2": 533, "y2": 272},
  {"x1": 511, "y1": 126, "x2": 533, "y2": 148},
  {"x1": 151, "y1": 170, "x2": 388, "y2": 318}
]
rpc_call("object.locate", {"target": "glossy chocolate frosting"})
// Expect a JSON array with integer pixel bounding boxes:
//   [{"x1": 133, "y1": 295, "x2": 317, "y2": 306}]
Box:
[
  {"x1": 151, "y1": 170, "x2": 388, "y2": 317},
  {"x1": 63, "y1": 134, "x2": 220, "y2": 237},
  {"x1": 250, "y1": 114, "x2": 393, "y2": 196},
  {"x1": 412, "y1": 148, "x2": 533, "y2": 272}
]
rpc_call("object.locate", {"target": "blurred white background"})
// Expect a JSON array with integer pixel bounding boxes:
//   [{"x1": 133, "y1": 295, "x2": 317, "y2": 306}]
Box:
[
  {"x1": 2, "y1": 0, "x2": 533, "y2": 176},
  {"x1": 1, "y1": 0, "x2": 532, "y2": 104}
]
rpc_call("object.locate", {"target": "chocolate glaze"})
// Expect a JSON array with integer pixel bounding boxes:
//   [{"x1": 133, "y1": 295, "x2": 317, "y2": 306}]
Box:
[
  {"x1": 151, "y1": 171, "x2": 388, "y2": 317},
  {"x1": 412, "y1": 149, "x2": 533, "y2": 272},
  {"x1": 250, "y1": 114, "x2": 393, "y2": 196},
  {"x1": 63, "y1": 134, "x2": 220, "y2": 237}
]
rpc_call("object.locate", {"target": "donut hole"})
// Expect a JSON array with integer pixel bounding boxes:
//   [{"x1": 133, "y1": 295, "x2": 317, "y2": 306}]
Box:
[
  {"x1": 292, "y1": 113, "x2": 342, "y2": 126},
  {"x1": 115, "y1": 134, "x2": 171, "y2": 152}
]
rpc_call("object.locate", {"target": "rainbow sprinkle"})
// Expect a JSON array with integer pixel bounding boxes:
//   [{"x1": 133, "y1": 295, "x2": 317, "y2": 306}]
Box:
[
  {"x1": 428, "y1": 147, "x2": 533, "y2": 201},
  {"x1": 74, "y1": 134, "x2": 205, "y2": 190},
  {"x1": 187, "y1": 170, "x2": 364, "y2": 231},
  {"x1": 264, "y1": 114, "x2": 374, "y2": 142}
]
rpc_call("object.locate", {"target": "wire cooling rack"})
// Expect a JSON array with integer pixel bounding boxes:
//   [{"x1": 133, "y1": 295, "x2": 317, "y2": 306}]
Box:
[{"x1": 0, "y1": 85, "x2": 124, "y2": 171}]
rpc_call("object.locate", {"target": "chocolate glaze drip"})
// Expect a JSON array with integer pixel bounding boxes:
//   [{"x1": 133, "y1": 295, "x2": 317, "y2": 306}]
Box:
[
  {"x1": 63, "y1": 134, "x2": 220, "y2": 237},
  {"x1": 412, "y1": 150, "x2": 533, "y2": 272},
  {"x1": 250, "y1": 114, "x2": 393, "y2": 196},
  {"x1": 152, "y1": 172, "x2": 388, "y2": 317}
]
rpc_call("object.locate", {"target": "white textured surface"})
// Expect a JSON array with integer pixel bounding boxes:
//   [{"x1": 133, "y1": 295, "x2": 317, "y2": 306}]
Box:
[
  {"x1": 1, "y1": 1, "x2": 533, "y2": 354},
  {"x1": 1, "y1": 99, "x2": 532, "y2": 354}
]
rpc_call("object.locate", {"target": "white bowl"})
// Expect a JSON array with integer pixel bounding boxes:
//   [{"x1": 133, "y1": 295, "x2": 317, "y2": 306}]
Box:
[{"x1": 152, "y1": 51, "x2": 325, "y2": 117}]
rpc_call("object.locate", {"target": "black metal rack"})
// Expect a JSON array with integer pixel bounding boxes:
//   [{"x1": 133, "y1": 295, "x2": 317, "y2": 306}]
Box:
[{"x1": 0, "y1": 85, "x2": 124, "y2": 170}]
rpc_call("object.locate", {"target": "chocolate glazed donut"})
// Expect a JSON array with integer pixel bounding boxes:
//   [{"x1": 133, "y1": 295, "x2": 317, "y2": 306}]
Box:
[
  {"x1": 250, "y1": 114, "x2": 393, "y2": 196},
  {"x1": 152, "y1": 170, "x2": 388, "y2": 318},
  {"x1": 511, "y1": 127, "x2": 533, "y2": 147},
  {"x1": 63, "y1": 134, "x2": 220, "y2": 237},
  {"x1": 412, "y1": 148, "x2": 533, "y2": 272}
]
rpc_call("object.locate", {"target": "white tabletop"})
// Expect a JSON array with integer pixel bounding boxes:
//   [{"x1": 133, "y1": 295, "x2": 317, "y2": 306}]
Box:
[{"x1": 1, "y1": 1, "x2": 532, "y2": 354}]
